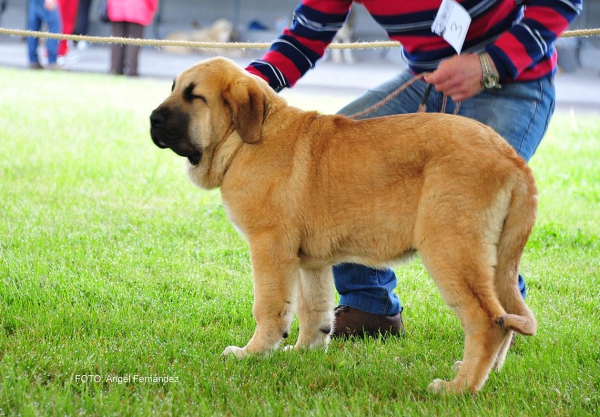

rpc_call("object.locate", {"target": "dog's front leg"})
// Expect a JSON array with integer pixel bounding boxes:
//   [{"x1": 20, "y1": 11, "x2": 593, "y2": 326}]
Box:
[
  {"x1": 295, "y1": 267, "x2": 335, "y2": 350},
  {"x1": 222, "y1": 235, "x2": 299, "y2": 358}
]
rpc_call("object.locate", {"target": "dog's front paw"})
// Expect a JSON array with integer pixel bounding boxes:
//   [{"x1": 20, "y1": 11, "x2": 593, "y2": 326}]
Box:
[
  {"x1": 222, "y1": 346, "x2": 247, "y2": 359},
  {"x1": 427, "y1": 378, "x2": 474, "y2": 395},
  {"x1": 427, "y1": 378, "x2": 448, "y2": 394}
]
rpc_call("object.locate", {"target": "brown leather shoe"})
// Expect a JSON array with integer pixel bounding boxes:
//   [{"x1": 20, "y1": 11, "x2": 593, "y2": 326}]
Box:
[
  {"x1": 332, "y1": 305, "x2": 405, "y2": 339},
  {"x1": 47, "y1": 63, "x2": 63, "y2": 71}
]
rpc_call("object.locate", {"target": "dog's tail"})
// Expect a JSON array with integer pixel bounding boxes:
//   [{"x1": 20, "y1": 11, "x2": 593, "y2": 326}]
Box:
[{"x1": 494, "y1": 168, "x2": 538, "y2": 336}]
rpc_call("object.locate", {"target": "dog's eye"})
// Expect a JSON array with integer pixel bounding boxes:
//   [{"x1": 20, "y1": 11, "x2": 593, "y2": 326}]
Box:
[
  {"x1": 183, "y1": 83, "x2": 207, "y2": 104},
  {"x1": 171, "y1": 80, "x2": 176, "y2": 92}
]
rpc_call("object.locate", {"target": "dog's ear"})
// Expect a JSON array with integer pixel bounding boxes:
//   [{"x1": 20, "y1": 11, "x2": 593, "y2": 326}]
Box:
[{"x1": 223, "y1": 78, "x2": 267, "y2": 144}]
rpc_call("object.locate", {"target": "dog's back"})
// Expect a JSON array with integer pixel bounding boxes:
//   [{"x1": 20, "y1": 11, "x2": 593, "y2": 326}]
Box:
[{"x1": 286, "y1": 112, "x2": 535, "y2": 261}]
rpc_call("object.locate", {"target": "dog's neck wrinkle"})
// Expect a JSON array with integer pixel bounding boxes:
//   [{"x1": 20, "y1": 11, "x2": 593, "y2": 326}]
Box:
[
  {"x1": 221, "y1": 131, "x2": 244, "y2": 176},
  {"x1": 192, "y1": 127, "x2": 243, "y2": 190},
  {"x1": 210, "y1": 128, "x2": 243, "y2": 181}
]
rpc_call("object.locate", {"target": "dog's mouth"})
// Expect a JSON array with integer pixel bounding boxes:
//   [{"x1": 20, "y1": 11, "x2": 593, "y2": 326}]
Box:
[
  {"x1": 187, "y1": 152, "x2": 201, "y2": 165},
  {"x1": 150, "y1": 128, "x2": 202, "y2": 166},
  {"x1": 150, "y1": 107, "x2": 202, "y2": 165},
  {"x1": 168, "y1": 144, "x2": 203, "y2": 166}
]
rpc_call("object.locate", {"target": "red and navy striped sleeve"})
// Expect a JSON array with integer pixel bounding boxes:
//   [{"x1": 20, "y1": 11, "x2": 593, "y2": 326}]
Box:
[
  {"x1": 246, "y1": 0, "x2": 582, "y2": 91},
  {"x1": 247, "y1": 0, "x2": 353, "y2": 91},
  {"x1": 486, "y1": 0, "x2": 582, "y2": 80}
]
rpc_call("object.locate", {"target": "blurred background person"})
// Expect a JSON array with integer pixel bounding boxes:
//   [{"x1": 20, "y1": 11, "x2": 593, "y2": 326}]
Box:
[
  {"x1": 73, "y1": 0, "x2": 92, "y2": 50},
  {"x1": 57, "y1": 0, "x2": 78, "y2": 60},
  {"x1": 27, "y1": 0, "x2": 62, "y2": 70},
  {"x1": 107, "y1": 0, "x2": 159, "y2": 76}
]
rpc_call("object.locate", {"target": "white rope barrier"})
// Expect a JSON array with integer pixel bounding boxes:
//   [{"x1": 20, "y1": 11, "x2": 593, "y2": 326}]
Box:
[{"x1": 0, "y1": 27, "x2": 598, "y2": 51}]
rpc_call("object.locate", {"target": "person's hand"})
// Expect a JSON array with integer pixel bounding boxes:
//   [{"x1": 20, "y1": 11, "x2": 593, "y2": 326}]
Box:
[
  {"x1": 44, "y1": 0, "x2": 58, "y2": 11},
  {"x1": 424, "y1": 53, "x2": 496, "y2": 102}
]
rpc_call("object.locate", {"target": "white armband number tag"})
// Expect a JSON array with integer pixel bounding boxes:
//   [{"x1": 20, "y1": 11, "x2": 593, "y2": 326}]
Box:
[{"x1": 431, "y1": 0, "x2": 471, "y2": 54}]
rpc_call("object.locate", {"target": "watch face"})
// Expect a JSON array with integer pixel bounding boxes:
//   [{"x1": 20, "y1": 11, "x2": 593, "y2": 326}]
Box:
[{"x1": 483, "y1": 74, "x2": 498, "y2": 89}]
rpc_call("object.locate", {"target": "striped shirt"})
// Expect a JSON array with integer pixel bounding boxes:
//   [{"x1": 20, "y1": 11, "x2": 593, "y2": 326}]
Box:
[{"x1": 246, "y1": 0, "x2": 582, "y2": 91}]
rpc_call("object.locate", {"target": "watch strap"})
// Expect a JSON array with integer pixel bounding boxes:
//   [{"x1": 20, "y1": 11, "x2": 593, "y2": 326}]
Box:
[{"x1": 478, "y1": 52, "x2": 501, "y2": 90}]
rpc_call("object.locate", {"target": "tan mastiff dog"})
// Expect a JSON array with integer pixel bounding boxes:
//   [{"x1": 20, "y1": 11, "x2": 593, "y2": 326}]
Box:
[{"x1": 150, "y1": 57, "x2": 538, "y2": 394}]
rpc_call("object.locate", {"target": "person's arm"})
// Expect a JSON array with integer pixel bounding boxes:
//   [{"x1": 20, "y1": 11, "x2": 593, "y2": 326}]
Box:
[
  {"x1": 426, "y1": 0, "x2": 581, "y2": 102},
  {"x1": 486, "y1": 0, "x2": 582, "y2": 80},
  {"x1": 246, "y1": 0, "x2": 353, "y2": 91}
]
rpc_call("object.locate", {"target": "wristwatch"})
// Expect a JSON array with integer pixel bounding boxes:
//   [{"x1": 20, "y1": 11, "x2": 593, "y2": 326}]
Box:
[{"x1": 478, "y1": 52, "x2": 501, "y2": 90}]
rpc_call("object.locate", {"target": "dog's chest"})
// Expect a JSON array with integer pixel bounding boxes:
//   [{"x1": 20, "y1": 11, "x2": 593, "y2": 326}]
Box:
[{"x1": 221, "y1": 200, "x2": 247, "y2": 238}]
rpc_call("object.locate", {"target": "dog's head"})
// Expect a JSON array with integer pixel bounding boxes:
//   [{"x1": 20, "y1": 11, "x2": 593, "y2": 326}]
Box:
[{"x1": 150, "y1": 57, "x2": 275, "y2": 189}]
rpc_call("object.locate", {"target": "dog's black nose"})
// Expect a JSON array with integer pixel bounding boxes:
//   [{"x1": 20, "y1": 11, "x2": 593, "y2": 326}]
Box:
[{"x1": 150, "y1": 109, "x2": 166, "y2": 127}]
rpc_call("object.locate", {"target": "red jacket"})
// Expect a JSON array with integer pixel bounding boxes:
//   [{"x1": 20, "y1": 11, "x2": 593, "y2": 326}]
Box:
[{"x1": 107, "y1": 0, "x2": 159, "y2": 26}]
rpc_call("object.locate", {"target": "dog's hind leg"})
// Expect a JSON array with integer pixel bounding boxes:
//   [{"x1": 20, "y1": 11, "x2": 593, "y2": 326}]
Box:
[
  {"x1": 222, "y1": 235, "x2": 300, "y2": 358},
  {"x1": 419, "y1": 241, "x2": 510, "y2": 394},
  {"x1": 295, "y1": 267, "x2": 335, "y2": 350},
  {"x1": 491, "y1": 181, "x2": 538, "y2": 371},
  {"x1": 492, "y1": 329, "x2": 514, "y2": 371}
]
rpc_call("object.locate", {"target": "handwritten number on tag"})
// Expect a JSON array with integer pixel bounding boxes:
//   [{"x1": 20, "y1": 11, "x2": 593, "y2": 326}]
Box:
[
  {"x1": 450, "y1": 23, "x2": 463, "y2": 37},
  {"x1": 431, "y1": 0, "x2": 471, "y2": 53}
]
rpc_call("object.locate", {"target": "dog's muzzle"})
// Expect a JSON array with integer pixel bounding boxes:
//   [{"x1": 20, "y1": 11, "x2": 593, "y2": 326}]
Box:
[{"x1": 150, "y1": 107, "x2": 202, "y2": 165}]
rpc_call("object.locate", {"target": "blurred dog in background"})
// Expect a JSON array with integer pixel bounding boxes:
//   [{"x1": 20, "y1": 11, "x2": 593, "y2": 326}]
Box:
[{"x1": 163, "y1": 19, "x2": 237, "y2": 55}]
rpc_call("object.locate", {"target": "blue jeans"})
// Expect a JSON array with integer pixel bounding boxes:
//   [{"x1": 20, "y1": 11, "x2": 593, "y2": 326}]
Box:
[
  {"x1": 27, "y1": 0, "x2": 62, "y2": 65},
  {"x1": 333, "y1": 70, "x2": 556, "y2": 316}
]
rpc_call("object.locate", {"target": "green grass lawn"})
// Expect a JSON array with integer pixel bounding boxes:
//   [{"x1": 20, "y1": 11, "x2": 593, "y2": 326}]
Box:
[{"x1": 0, "y1": 67, "x2": 598, "y2": 416}]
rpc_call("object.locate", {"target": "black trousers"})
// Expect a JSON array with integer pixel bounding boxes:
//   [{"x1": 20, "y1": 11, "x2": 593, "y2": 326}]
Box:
[
  {"x1": 74, "y1": 0, "x2": 92, "y2": 36},
  {"x1": 110, "y1": 21, "x2": 144, "y2": 76}
]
